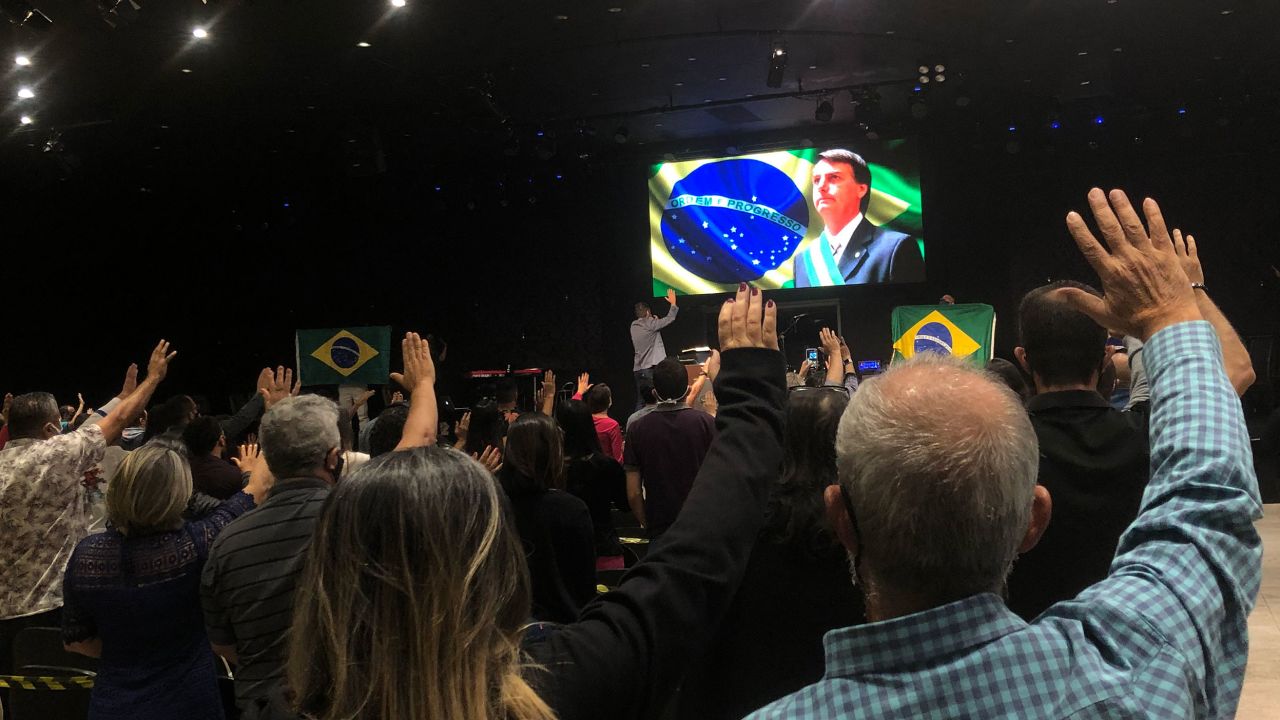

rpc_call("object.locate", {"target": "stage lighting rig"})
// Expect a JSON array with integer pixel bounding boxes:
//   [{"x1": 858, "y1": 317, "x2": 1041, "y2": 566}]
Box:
[
  {"x1": 918, "y1": 63, "x2": 946, "y2": 84},
  {"x1": 766, "y1": 44, "x2": 788, "y2": 88},
  {"x1": 1, "y1": 0, "x2": 52, "y2": 29},
  {"x1": 98, "y1": 0, "x2": 141, "y2": 29}
]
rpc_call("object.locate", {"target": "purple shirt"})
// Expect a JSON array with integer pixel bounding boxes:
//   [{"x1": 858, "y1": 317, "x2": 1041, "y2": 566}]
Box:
[{"x1": 623, "y1": 404, "x2": 716, "y2": 533}]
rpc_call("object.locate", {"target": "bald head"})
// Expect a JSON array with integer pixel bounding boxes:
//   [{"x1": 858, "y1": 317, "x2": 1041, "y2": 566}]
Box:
[{"x1": 835, "y1": 352, "x2": 1039, "y2": 604}]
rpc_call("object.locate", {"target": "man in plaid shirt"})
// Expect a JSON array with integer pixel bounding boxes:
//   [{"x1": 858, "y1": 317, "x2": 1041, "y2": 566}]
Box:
[{"x1": 750, "y1": 189, "x2": 1261, "y2": 719}]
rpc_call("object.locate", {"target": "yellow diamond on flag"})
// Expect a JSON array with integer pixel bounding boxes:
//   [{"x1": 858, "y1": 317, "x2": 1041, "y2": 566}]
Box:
[
  {"x1": 892, "y1": 310, "x2": 981, "y2": 360},
  {"x1": 311, "y1": 330, "x2": 380, "y2": 377}
]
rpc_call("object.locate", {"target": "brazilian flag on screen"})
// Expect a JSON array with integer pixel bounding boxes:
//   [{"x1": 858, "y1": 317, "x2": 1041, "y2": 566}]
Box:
[
  {"x1": 296, "y1": 326, "x2": 391, "y2": 386},
  {"x1": 648, "y1": 144, "x2": 923, "y2": 296},
  {"x1": 891, "y1": 304, "x2": 995, "y2": 366}
]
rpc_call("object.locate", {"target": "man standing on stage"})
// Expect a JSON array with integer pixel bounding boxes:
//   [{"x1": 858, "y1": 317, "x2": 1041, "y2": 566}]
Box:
[
  {"x1": 793, "y1": 148, "x2": 925, "y2": 287},
  {"x1": 631, "y1": 289, "x2": 679, "y2": 408}
]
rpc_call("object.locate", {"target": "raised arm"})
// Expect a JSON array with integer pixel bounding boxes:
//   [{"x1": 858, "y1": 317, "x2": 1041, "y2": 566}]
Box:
[
  {"x1": 1172, "y1": 230, "x2": 1256, "y2": 396},
  {"x1": 819, "y1": 327, "x2": 845, "y2": 385},
  {"x1": 391, "y1": 332, "x2": 438, "y2": 451},
  {"x1": 535, "y1": 284, "x2": 785, "y2": 720},
  {"x1": 97, "y1": 341, "x2": 176, "y2": 445},
  {"x1": 1059, "y1": 189, "x2": 1261, "y2": 718}
]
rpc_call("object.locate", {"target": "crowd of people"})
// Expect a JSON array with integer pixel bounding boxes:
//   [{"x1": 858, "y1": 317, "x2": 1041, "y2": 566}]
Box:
[{"x1": 0, "y1": 188, "x2": 1266, "y2": 720}]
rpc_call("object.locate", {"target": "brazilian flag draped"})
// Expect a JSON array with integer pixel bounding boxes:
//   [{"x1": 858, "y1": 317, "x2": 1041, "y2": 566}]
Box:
[
  {"x1": 891, "y1": 304, "x2": 996, "y2": 366},
  {"x1": 648, "y1": 144, "x2": 923, "y2": 296},
  {"x1": 296, "y1": 326, "x2": 391, "y2": 386}
]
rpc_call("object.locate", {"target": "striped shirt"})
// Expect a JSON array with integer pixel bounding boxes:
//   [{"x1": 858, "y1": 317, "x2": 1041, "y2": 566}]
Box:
[
  {"x1": 200, "y1": 477, "x2": 330, "y2": 706},
  {"x1": 748, "y1": 321, "x2": 1262, "y2": 719}
]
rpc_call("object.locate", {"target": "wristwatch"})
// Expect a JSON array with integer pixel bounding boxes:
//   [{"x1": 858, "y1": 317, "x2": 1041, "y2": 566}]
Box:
[{"x1": 1191, "y1": 282, "x2": 1207, "y2": 292}]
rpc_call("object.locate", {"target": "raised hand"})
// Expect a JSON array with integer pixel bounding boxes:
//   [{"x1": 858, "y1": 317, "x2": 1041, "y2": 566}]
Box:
[
  {"x1": 456, "y1": 411, "x2": 471, "y2": 445},
  {"x1": 666, "y1": 288, "x2": 678, "y2": 307},
  {"x1": 687, "y1": 374, "x2": 707, "y2": 408},
  {"x1": 231, "y1": 441, "x2": 262, "y2": 474},
  {"x1": 119, "y1": 364, "x2": 139, "y2": 399},
  {"x1": 256, "y1": 368, "x2": 274, "y2": 397},
  {"x1": 718, "y1": 283, "x2": 778, "y2": 351},
  {"x1": 819, "y1": 328, "x2": 842, "y2": 360},
  {"x1": 259, "y1": 366, "x2": 300, "y2": 409},
  {"x1": 539, "y1": 369, "x2": 557, "y2": 415},
  {"x1": 798, "y1": 359, "x2": 812, "y2": 381},
  {"x1": 389, "y1": 332, "x2": 436, "y2": 392},
  {"x1": 576, "y1": 372, "x2": 592, "y2": 396},
  {"x1": 1172, "y1": 229, "x2": 1205, "y2": 285},
  {"x1": 146, "y1": 340, "x2": 177, "y2": 382},
  {"x1": 705, "y1": 349, "x2": 722, "y2": 381},
  {"x1": 1061, "y1": 189, "x2": 1200, "y2": 341},
  {"x1": 473, "y1": 445, "x2": 503, "y2": 474},
  {"x1": 839, "y1": 336, "x2": 852, "y2": 363},
  {"x1": 352, "y1": 389, "x2": 376, "y2": 409}
]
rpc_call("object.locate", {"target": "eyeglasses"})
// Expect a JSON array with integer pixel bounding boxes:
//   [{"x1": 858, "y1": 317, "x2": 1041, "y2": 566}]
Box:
[{"x1": 788, "y1": 384, "x2": 851, "y2": 397}]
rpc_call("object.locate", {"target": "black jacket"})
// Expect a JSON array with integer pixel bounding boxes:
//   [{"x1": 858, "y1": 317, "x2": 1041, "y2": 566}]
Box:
[{"x1": 244, "y1": 347, "x2": 786, "y2": 720}]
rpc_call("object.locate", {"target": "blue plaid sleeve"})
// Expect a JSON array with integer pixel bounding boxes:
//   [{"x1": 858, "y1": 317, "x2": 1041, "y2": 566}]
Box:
[{"x1": 1088, "y1": 320, "x2": 1262, "y2": 718}]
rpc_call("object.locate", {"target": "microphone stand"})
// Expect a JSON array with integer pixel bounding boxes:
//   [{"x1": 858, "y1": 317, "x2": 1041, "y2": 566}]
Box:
[{"x1": 779, "y1": 315, "x2": 806, "y2": 372}]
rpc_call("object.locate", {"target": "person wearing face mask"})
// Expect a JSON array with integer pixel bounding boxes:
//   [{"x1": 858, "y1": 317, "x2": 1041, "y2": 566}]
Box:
[
  {"x1": 200, "y1": 395, "x2": 348, "y2": 712},
  {"x1": 623, "y1": 357, "x2": 717, "y2": 539},
  {"x1": 201, "y1": 334, "x2": 438, "y2": 714},
  {"x1": 0, "y1": 341, "x2": 176, "y2": 690}
]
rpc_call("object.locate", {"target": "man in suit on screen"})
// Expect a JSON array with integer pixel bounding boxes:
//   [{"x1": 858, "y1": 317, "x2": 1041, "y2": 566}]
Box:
[{"x1": 793, "y1": 149, "x2": 925, "y2": 287}]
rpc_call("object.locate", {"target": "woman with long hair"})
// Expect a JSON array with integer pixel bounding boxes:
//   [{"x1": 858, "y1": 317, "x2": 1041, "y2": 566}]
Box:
[
  {"x1": 267, "y1": 287, "x2": 786, "y2": 720},
  {"x1": 678, "y1": 386, "x2": 865, "y2": 720},
  {"x1": 558, "y1": 399, "x2": 626, "y2": 568},
  {"x1": 498, "y1": 413, "x2": 596, "y2": 623},
  {"x1": 62, "y1": 443, "x2": 271, "y2": 720}
]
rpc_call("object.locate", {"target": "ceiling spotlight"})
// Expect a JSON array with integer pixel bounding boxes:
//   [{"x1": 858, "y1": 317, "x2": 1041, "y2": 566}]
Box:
[
  {"x1": 181, "y1": 68, "x2": 192, "y2": 73},
  {"x1": 192, "y1": 27, "x2": 208, "y2": 39},
  {"x1": 390, "y1": 0, "x2": 406, "y2": 6},
  {"x1": 17, "y1": 87, "x2": 34, "y2": 99},
  {"x1": 935, "y1": 74, "x2": 946, "y2": 83},
  {"x1": 607, "y1": 6, "x2": 622, "y2": 12},
  {"x1": 767, "y1": 44, "x2": 788, "y2": 88},
  {"x1": 15, "y1": 54, "x2": 31, "y2": 67},
  {"x1": 814, "y1": 97, "x2": 834, "y2": 122},
  {"x1": 19, "y1": 115, "x2": 33, "y2": 125},
  {"x1": 356, "y1": 41, "x2": 371, "y2": 47},
  {"x1": 934, "y1": 64, "x2": 945, "y2": 73},
  {"x1": 2, "y1": 1, "x2": 52, "y2": 30},
  {"x1": 917, "y1": 65, "x2": 929, "y2": 74},
  {"x1": 918, "y1": 74, "x2": 930, "y2": 84},
  {"x1": 613, "y1": 126, "x2": 629, "y2": 144}
]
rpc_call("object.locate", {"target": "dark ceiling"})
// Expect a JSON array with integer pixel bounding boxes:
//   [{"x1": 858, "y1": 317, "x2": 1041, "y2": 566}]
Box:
[{"x1": 2, "y1": 0, "x2": 1277, "y2": 182}]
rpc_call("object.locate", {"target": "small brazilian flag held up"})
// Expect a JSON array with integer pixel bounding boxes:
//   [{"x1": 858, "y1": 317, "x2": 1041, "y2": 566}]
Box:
[
  {"x1": 891, "y1": 304, "x2": 996, "y2": 366},
  {"x1": 296, "y1": 326, "x2": 391, "y2": 386}
]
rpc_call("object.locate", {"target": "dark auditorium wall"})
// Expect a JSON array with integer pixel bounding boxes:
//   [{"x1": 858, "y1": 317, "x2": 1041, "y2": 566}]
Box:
[{"x1": 3, "y1": 124, "x2": 1278, "y2": 417}]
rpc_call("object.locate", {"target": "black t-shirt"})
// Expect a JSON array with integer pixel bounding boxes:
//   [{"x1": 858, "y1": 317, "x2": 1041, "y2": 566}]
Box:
[
  {"x1": 501, "y1": 476, "x2": 597, "y2": 624},
  {"x1": 1005, "y1": 390, "x2": 1149, "y2": 621},
  {"x1": 565, "y1": 453, "x2": 626, "y2": 557}
]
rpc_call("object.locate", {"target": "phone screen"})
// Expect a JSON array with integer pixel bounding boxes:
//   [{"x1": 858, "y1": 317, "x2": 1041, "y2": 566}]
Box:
[{"x1": 806, "y1": 348, "x2": 819, "y2": 362}]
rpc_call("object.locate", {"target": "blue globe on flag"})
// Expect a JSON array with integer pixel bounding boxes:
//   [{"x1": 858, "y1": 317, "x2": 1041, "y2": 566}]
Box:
[
  {"x1": 660, "y1": 158, "x2": 809, "y2": 283},
  {"x1": 913, "y1": 322, "x2": 954, "y2": 355},
  {"x1": 330, "y1": 337, "x2": 361, "y2": 369}
]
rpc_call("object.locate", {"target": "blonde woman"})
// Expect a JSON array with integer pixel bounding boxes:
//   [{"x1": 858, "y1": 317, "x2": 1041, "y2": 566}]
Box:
[
  {"x1": 62, "y1": 441, "x2": 272, "y2": 720},
  {"x1": 257, "y1": 287, "x2": 786, "y2": 720}
]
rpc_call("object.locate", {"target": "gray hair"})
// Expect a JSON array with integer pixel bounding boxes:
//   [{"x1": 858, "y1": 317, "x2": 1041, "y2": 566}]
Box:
[
  {"x1": 836, "y1": 351, "x2": 1038, "y2": 604},
  {"x1": 260, "y1": 395, "x2": 341, "y2": 478}
]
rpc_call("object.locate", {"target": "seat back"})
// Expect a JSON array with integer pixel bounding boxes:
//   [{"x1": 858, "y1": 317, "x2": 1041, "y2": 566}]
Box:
[{"x1": 8, "y1": 627, "x2": 95, "y2": 720}]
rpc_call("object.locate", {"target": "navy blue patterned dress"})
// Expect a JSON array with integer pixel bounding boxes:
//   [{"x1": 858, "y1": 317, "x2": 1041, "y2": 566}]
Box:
[{"x1": 62, "y1": 491, "x2": 256, "y2": 720}]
